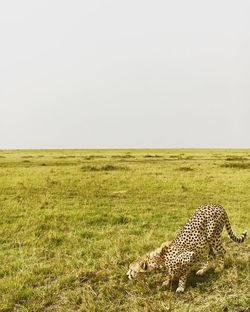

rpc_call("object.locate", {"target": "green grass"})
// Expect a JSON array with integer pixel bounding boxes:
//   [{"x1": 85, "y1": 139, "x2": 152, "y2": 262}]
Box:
[{"x1": 0, "y1": 149, "x2": 249, "y2": 312}]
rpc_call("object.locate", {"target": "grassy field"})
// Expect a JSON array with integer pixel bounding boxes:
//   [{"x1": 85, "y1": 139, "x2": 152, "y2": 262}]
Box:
[{"x1": 0, "y1": 149, "x2": 249, "y2": 312}]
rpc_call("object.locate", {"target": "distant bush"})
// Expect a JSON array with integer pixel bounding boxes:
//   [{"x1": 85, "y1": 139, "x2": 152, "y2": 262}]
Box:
[
  {"x1": 55, "y1": 155, "x2": 76, "y2": 159},
  {"x1": 83, "y1": 155, "x2": 106, "y2": 160},
  {"x1": 176, "y1": 167, "x2": 194, "y2": 171},
  {"x1": 144, "y1": 154, "x2": 163, "y2": 158},
  {"x1": 84, "y1": 156, "x2": 93, "y2": 160},
  {"x1": 102, "y1": 164, "x2": 123, "y2": 171},
  {"x1": 221, "y1": 162, "x2": 250, "y2": 169},
  {"x1": 123, "y1": 154, "x2": 135, "y2": 158},
  {"x1": 88, "y1": 155, "x2": 106, "y2": 159},
  {"x1": 183, "y1": 156, "x2": 194, "y2": 160},
  {"x1": 225, "y1": 156, "x2": 248, "y2": 161},
  {"x1": 81, "y1": 164, "x2": 128, "y2": 172},
  {"x1": 111, "y1": 154, "x2": 135, "y2": 159},
  {"x1": 167, "y1": 155, "x2": 193, "y2": 160}
]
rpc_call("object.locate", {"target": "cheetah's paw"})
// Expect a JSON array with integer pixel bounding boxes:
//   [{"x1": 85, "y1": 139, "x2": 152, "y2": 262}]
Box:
[
  {"x1": 196, "y1": 269, "x2": 205, "y2": 276},
  {"x1": 176, "y1": 286, "x2": 185, "y2": 293},
  {"x1": 162, "y1": 280, "x2": 170, "y2": 288}
]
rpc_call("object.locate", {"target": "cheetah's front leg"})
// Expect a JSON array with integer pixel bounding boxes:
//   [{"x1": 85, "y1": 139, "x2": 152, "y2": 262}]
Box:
[
  {"x1": 175, "y1": 251, "x2": 195, "y2": 293},
  {"x1": 176, "y1": 271, "x2": 189, "y2": 293}
]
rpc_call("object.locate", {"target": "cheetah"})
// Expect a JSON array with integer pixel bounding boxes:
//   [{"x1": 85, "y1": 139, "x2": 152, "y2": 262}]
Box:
[{"x1": 127, "y1": 204, "x2": 247, "y2": 292}]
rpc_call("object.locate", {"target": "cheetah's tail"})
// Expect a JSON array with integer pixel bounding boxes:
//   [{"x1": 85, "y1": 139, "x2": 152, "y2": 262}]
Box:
[{"x1": 225, "y1": 215, "x2": 247, "y2": 243}]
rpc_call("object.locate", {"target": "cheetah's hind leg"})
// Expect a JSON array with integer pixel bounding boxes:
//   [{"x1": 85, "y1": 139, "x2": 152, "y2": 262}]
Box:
[
  {"x1": 213, "y1": 239, "x2": 226, "y2": 273},
  {"x1": 196, "y1": 247, "x2": 215, "y2": 276}
]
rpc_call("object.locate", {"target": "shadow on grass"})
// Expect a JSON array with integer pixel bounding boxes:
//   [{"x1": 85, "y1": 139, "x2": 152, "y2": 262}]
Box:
[
  {"x1": 186, "y1": 269, "x2": 219, "y2": 289},
  {"x1": 118, "y1": 266, "x2": 219, "y2": 295}
]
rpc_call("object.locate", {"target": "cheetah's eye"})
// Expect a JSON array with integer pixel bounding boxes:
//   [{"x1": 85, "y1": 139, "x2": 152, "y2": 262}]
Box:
[{"x1": 141, "y1": 262, "x2": 148, "y2": 270}]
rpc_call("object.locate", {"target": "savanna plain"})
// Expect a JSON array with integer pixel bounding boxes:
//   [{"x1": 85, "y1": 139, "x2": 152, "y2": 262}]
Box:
[{"x1": 0, "y1": 149, "x2": 250, "y2": 312}]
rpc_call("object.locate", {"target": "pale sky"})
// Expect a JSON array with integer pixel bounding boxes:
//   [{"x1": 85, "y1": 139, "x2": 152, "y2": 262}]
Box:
[{"x1": 0, "y1": 0, "x2": 250, "y2": 149}]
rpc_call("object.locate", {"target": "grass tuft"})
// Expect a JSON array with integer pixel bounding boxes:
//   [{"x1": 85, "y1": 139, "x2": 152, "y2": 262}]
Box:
[{"x1": 112, "y1": 215, "x2": 130, "y2": 225}]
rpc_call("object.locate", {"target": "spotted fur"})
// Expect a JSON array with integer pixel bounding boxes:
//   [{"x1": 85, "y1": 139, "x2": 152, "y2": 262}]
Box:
[{"x1": 127, "y1": 204, "x2": 247, "y2": 292}]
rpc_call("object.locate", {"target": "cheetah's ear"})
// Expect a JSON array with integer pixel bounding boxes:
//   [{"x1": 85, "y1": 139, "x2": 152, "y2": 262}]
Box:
[{"x1": 140, "y1": 261, "x2": 148, "y2": 270}]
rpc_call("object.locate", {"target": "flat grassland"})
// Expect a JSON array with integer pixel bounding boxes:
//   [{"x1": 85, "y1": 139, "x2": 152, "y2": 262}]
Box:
[{"x1": 0, "y1": 149, "x2": 249, "y2": 312}]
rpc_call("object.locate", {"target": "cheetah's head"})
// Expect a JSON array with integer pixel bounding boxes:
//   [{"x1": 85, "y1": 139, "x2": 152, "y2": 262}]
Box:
[
  {"x1": 126, "y1": 255, "x2": 153, "y2": 280},
  {"x1": 127, "y1": 241, "x2": 171, "y2": 280}
]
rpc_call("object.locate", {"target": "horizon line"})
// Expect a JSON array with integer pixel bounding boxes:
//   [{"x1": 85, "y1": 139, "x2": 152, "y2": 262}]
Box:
[{"x1": 1, "y1": 147, "x2": 250, "y2": 151}]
